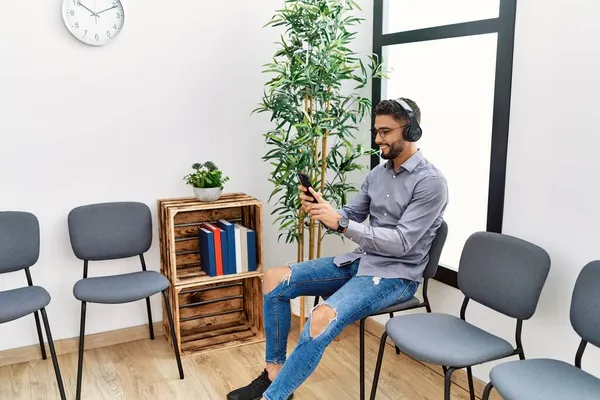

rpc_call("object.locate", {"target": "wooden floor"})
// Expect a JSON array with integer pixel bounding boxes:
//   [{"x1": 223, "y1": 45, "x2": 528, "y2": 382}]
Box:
[{"x1": 0, "y1": 318, "x2": 495, "y2": 400}]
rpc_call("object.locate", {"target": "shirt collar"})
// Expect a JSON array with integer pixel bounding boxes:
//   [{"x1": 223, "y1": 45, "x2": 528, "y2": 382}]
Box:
[{"x1": 384, "y1": 149, "x2": 424, "y2": 173}]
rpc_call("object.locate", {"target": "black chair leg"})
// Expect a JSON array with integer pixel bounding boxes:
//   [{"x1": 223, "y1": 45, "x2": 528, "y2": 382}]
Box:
[
  {"x1": 482, "y1": 381, "x2": 494, "y2": 400},
  {"x1": 467, "y1": 366, "x2": 476, "y2": 400},
  {"x1": 369, "y1": 332, "x2": 387, "y2": 400},
  {"x1": 444, "y1": 367, "x2": 456, "y2": 400},
  {"x1": 162, "y1": 290, "x2": 184, "y2": 379},
  {"x1": 313, "y1": 296, "x2": 320, "y2": 308},
  {"x1": 40, "y1": 308, "x2": 66, "y2": 400},
  {"x1": 145, "y1": 297, "x2": 154, "y2": 340},
  {"x1": 360, "y1": 318, "x2": 365, "y2": 400},
  {"x1": 76, "y1": 302, "x2": 87, "y2": 400},
  {"x1": 387, "y1": 312, "x2": 400, "y2": 355},
  {"x1": 33, "y1": 311, "x2": 47, "y2": 360}
]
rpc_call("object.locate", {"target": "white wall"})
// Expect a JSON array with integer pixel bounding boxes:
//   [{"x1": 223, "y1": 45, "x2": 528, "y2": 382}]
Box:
[
  {"x1": 374, "y1": 0, "x2": 600, "y2": 382},
  {"x1": 0, "y1": 0, "x2": 372, "y2": 351}
]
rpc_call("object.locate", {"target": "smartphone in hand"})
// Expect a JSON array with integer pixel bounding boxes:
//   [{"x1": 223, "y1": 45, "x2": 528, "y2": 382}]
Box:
[{"x1": 297, "y1": 172, "x2": 318, "y2": 203}]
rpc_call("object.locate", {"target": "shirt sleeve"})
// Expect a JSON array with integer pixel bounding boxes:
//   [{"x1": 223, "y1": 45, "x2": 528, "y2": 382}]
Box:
[
  {"x1": 337, "y1": 172, "x2": 371, "y2": 224},
  {"x1": 343, "y1": 176, "x2": 448, "y2": 258}
]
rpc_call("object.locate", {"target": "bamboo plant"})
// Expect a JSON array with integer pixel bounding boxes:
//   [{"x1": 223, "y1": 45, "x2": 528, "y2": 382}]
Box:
[{"x1": 255, "y1": 0, "x2": 385, "y2": 327}]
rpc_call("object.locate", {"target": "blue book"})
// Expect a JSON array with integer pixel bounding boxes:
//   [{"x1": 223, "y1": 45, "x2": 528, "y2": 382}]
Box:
[
  {"x1": 198, "y1": 227, "x2": 217, "y2": 276},
  {"x1": 247, "y1": 228, "x2": 257, "y2": 272},
  {"x1": 216, "y1": 219, "x2": 237, "y2": 275}
]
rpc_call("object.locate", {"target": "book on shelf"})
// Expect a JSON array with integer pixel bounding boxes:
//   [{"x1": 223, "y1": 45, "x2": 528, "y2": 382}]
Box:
[{"x1": 197, "y1": 219, "x2": 257, "y2": 277}]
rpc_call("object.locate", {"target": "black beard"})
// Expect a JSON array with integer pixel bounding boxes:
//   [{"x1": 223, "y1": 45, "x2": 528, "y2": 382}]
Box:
[{"x1": 380, "y1": 139, "x2": 405, "y2": 160}]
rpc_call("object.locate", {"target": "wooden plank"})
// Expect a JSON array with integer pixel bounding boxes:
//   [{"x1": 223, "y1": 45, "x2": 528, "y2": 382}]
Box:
[
  {"x1": 175, "y1": 270, "x2": 263, "y2": 289},
  {"x1": 181, "y1": 322, "x2": 250, "y2": 343},
  {"x1": 167, "y1": 207, "x2": 178, "y2": 283},
  {"x1": 180, "y1": 320, "x2": 246, "y2": 342},
  {"x1": 181, "y1": 329, "x2": 257, "y2": 354},
  {"x1": 176, "y1": 252, "x2": 200, "y2": 266},
  {"x1": 172, "y1": 286, "x2": 182, "y2": 356},
  {"x1": 179, "y1": 298, "x2": 243, "y2": 321},
  {"x1": 181, "y1": 334, "x2": 264, "y2": 358},
  {"x1": 173, "y1": 207, "x2": 242, "y2": 227},
  {"x1": 178, "y1": 283, "x2": 242, "y2": 306},
  {"x1": 175, "y1": 237, "x2": 198, "y2": 252},
  {"x1": 180, "y1": 310, "x2": 244, "y2": 334},
  {"x1": 168, "y1": 195, "x2": 259, "y2": 213}
]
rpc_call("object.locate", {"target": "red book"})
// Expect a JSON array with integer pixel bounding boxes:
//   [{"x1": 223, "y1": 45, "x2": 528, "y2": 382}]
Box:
[{"x1": 200, "y1": 223, "x2": 223, "y2": 276}]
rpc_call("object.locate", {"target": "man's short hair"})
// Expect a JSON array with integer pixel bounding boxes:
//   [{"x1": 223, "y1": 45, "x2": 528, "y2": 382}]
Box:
[{"x1": 374, "y1": 98, "x2": 421, "y2": 125}]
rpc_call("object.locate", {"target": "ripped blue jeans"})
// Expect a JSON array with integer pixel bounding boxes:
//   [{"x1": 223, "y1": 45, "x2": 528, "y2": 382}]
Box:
[{"x1": 262, "y1": 257, "x2": 418, "y2": 400}]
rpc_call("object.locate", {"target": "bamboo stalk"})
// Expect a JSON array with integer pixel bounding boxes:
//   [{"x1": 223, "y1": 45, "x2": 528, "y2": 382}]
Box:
[
  {"x1": 297, "y1": 208, "x2": 304, "y2": 263},
  {"x1": 308, "y1": 134, "x2": 317, "y2": 261},
  {"x1": 317, "y1": 88, "x2": 332, "y2": 258},
  {"x1": 299, "y1": 93, "x2": 312, "y2": 332}
]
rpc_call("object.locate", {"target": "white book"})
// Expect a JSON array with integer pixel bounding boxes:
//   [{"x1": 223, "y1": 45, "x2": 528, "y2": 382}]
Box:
[
  {"x1": 234, "y1": 223, "x2": 248, "y2": 272},
  {"x1": 234, "y1": 224, "x2": 243, "y2": 274}
]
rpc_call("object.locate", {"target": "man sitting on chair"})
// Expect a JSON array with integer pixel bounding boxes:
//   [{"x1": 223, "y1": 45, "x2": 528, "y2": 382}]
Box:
[{"x1": 227, "y1": 98, "x2": 448, "y2": 400}]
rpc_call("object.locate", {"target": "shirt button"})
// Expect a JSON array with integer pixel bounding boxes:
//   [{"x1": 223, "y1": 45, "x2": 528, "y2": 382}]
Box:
[
  {"x1": 393, "y1": 175, "x2": 396, "y2": 178},
  {"x1": 363, "y1": 252, "x2": 367, "y2": 255},
  {"x1": 384, "y1": 213, "x2": 387, "y2": 216},
  {"x1": 386, "y1": 194, "x2": 390, "y2": 197}
]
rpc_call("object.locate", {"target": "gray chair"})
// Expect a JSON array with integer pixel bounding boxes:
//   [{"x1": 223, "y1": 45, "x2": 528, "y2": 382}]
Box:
[
  {"x1": 0, "y1": 211, "x2": 66, "y2": 400},
  {"x1": 482, "y1": 260, "x2": 600, "y2": 400},
  {"x1": 370, "y1": 231, "x2": 551, "y2": 400},
  {"x1": 315, "y1": 220, "x2": 448, "y2": 400},
  {"x1": 67, "y1": 202, "x2": 183, "y2": 400}
]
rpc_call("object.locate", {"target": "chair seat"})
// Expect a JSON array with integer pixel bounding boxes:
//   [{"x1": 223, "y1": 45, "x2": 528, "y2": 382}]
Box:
[
  {"x1": 319, "y1": 296, "x2": 421, "y2": 315},
  {"x1": 376, "y1": 296, "x2": 421, "y2": 314},
  {"x1": 491, "y1": 358, "x2": 600, "y2": 400},
  {"x1": 0, "y1": 286, "x2": 51, "y2": 323},
  {"x1": 73, "y1": 271, "x2": 169, "y2": 304},
  {"x1": 385, "y1": 313, "x2": 514, "y2": 367}
]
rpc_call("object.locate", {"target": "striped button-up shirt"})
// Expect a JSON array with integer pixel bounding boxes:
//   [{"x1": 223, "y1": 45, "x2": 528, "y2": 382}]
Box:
[{"x1": 334, "y1": 150, "x2": 448, "y2": 282}]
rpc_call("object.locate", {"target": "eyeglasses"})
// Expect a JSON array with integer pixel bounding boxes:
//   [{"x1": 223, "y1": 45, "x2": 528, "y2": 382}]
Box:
[{"x1": 370, "y1": 125, "x2": 406, "y2": 139}]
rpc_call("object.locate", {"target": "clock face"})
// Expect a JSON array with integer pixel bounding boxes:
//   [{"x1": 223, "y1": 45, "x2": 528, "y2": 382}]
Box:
[{"x1": 62, "y1": 0, "x2": 125, "y2": 46}]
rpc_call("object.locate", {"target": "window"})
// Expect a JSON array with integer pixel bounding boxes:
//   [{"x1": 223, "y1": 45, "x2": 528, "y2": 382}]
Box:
[
  {"x1": 372, "y1": 0, "x2": 517, "y2": 282},
  {"x1": 383, "y1": 0, "x2": 500, "y2": 33}
]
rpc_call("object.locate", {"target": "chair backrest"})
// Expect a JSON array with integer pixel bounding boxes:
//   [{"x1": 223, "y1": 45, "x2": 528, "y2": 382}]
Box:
[
  {"x1": 570, "y1": 260, "x2": 600, "y2": 348},
  {"x1": 67, "y1": 202, "x2": 152, "y2": 261},
  {"x1": 457, "y1": 231, "x2": 551, "y2": 320},
  {"x1": 423, "y1": 220, "x2": 448, "y2": 279},
  {"x1": 0, "y1": 211, "x2": 40, "y2": 273}
]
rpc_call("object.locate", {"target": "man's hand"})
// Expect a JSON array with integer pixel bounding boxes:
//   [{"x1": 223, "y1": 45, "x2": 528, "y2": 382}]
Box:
[
  {"x1": 303, "y1": 187, "x2": 341, "y2": 230},
  {"x1": 298, "y1": 184, "x2": 315, "y2": 213}
]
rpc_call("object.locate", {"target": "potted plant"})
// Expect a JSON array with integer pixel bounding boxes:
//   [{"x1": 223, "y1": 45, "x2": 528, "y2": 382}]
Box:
[
  {"x1": 255, "y1": 0, "x2": 385, "y2": 322},
  {"x1": 183, "y1": 161, "x2": 229, "y2": 201}
]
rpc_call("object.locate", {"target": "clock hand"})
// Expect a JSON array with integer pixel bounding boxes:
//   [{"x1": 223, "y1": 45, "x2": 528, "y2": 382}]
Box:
[
  {"x1": 77, "y1": 1, "x2": 99, "y2": 17},
  {"x1": 95, "y1": 5, "x2": 117, "y2": 15}
]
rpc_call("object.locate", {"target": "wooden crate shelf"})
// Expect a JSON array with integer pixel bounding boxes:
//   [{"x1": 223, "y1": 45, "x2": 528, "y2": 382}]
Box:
[
  {"x1": 163, "y1": 276, "x2": 264, "y2": 357},
  {"x1": 158, "y1": 193, "x2": 265, "y2": 357},
  {"x1": 158, "y1": 193, "x2": 263, "y2": 285}
]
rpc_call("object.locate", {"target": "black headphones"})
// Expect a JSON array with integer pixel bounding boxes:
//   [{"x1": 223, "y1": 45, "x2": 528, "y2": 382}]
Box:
[{"x1": 394, "y1": 98, "x2": 422, "y2": 142}]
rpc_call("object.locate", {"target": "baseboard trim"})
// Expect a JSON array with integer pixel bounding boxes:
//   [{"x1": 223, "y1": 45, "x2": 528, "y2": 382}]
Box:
[
  {"x1": 0, "y1": 322, "x2": 164, "y2": 368},
  {"x1": 360, "y1": 318, "x2": 499, "y2": 400}
]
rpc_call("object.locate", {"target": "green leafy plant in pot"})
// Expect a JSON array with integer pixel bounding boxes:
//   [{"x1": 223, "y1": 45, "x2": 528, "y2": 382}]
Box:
[
  {"x1": 255, "y1": 0, "x2": 386, "y2": 322},
  {"x1": 184, "y1": 161, "x2": 229, "y2": 201}
]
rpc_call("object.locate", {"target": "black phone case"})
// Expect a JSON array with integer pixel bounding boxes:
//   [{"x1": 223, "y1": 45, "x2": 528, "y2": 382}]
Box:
[{"x1": 298, "y1": 173, "x2": 318, "y2": 203}]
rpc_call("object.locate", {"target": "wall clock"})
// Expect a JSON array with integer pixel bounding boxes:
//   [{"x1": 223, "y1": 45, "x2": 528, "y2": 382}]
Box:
[{"x1": 61, "y1": 0, "x2": 125, "y2": 46}]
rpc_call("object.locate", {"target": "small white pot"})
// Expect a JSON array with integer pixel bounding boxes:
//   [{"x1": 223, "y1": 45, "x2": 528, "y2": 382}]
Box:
[{"x1": 193, "y1": 187, "x2": 222, "y2": 201}]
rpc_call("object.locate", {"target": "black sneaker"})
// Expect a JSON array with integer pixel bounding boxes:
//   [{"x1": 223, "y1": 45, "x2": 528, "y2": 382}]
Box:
[{"x1": 226, "y1": 369, "x2": 293, "y2": 400}]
